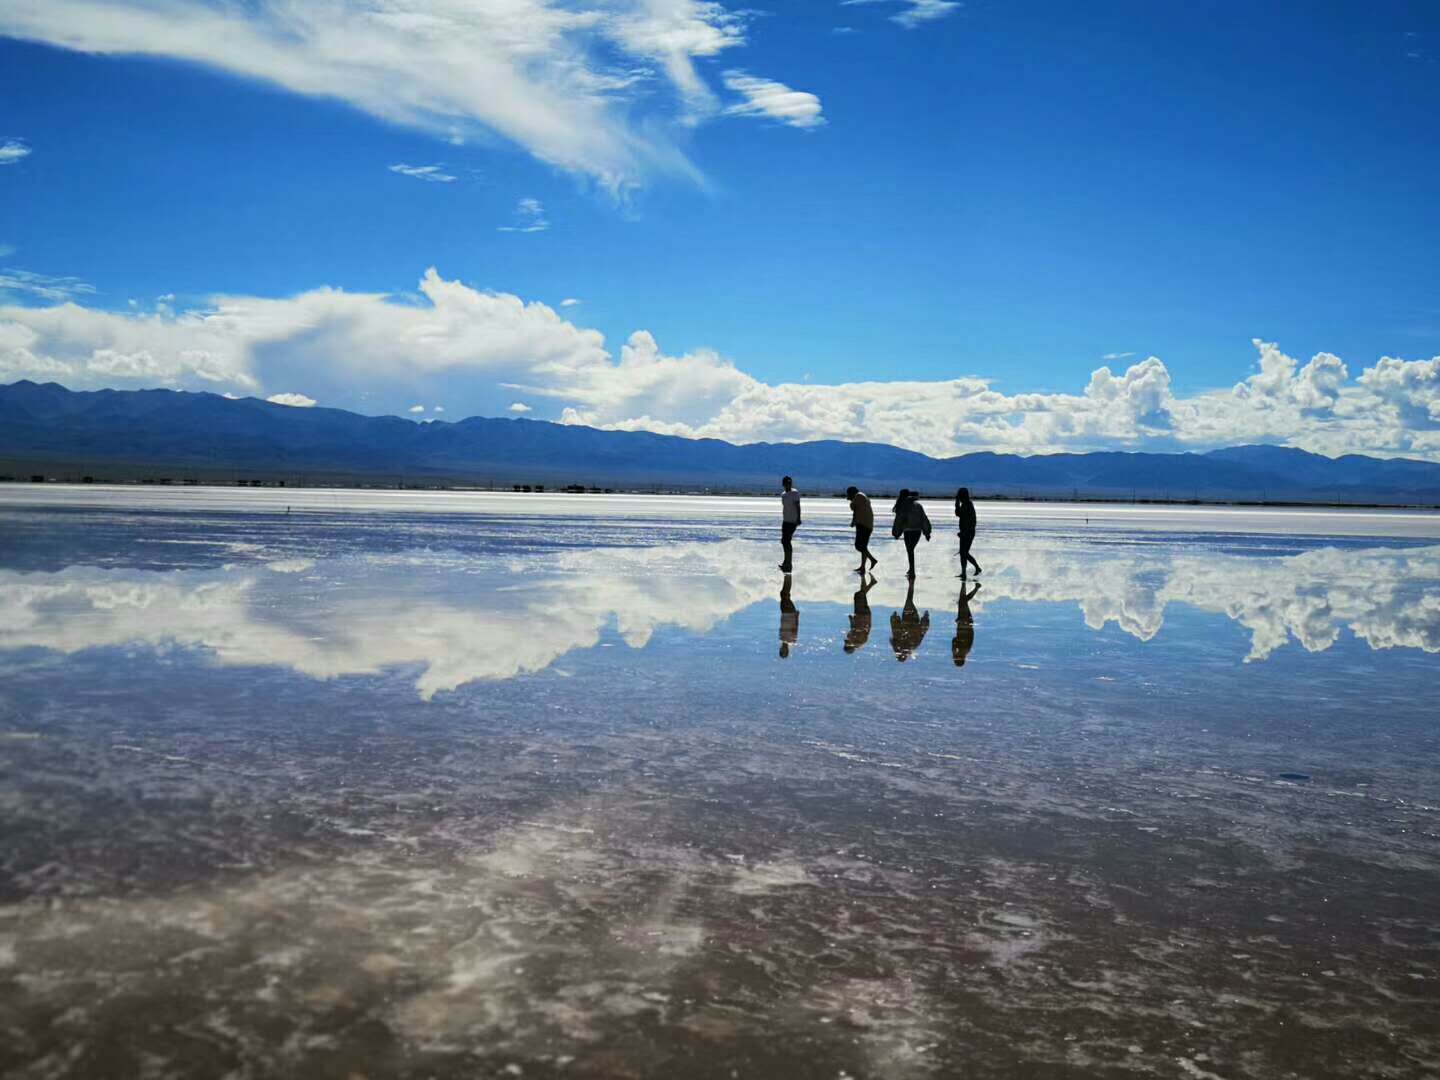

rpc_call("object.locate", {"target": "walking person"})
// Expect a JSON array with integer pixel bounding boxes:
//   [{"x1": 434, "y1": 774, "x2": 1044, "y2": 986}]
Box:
[
  {"x1": 778, "y1": 475, "x2": 801, "y2": 572},
  {"x1": 846, "y1": 486, "x2": 878, "y2": 574},
  {"x1": 890, "y1": 489, "x2": 932, "y2": 579},
  {"x1": 955, "y1": 487, "x2": 982, "y2": 578}
]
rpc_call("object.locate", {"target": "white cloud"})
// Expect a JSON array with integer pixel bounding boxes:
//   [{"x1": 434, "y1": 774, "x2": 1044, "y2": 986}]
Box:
[
  {"x1": 498, "y1": 197, "x2": 550, "y2": 233},
  {"x1": 1101, "y1": 351, "x2": 1135, "y2": 361},
  {"x1": 841, "y1": 0, "x2": 961, "y2": 29},
  {"x1": 560, "y1": 298, "x2": 581, "y2": 307},
  {"x1": 0, "y1": 1, "x2": 823, "y2": 190},
  {"x1": 0, "y1": 268, "x2": 96, "y2": 303},
  {"x1": 6, "y1": 269, "x2": 1440, "y2": 460},
  {"x1": 891, "y1": 0, "x2": 962, "y2": 28},
  {"x1": 266, "y1": 392, "x2": 316, "y2": 407},
  {"x1": 433, "y1": 405, "x2": 445, "y2": 412},
  {"x1": 723, "y1": 70, "x2": 825, "y2": 129},
  {"x1": 389, "y1": 163, "x2": 457, "y2": 183},
  {"x1": 408, "y1": 404, "x2": 426, "y2": 413},
  {"x1": 509, "y1": 402, "x2": 533, "y2": 413},
  {"x1": 0, "y1": 139, "x2": 30, "y2": 165}
]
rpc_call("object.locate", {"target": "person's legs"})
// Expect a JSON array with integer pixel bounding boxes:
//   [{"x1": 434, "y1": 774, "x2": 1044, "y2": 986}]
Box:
[
  {"x1": 904, "y1": 530, "x2": 919, "y2": 577},
  {"x1": 780, "y1": 521, "x2": 797, "y2": 570},
  {"x1": 960, "y1": 531, "x2": 981, "y2": 575},
  {"x1": 855, "y1": 525, "x2": 875, "y2": 571}
]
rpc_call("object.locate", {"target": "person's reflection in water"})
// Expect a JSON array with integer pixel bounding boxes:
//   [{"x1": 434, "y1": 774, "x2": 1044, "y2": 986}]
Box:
[
  {"x1": 889, "y1": 577, "x2": 930, "y2": 662},
  {"x1": 844, "y1": 574, "x2": 877, "y2": 654},
  {"x1": 779, "y1": 573, "x2": 799, "y2": 659},
  {"x1": 952, "y1": 581, "x2": 981, "y2": 667}
]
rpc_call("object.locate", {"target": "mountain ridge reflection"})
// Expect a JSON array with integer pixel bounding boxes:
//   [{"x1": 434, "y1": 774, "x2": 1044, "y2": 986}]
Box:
[{"x1": 2, "y1": 538, "x2": 1437, "y2": 697}]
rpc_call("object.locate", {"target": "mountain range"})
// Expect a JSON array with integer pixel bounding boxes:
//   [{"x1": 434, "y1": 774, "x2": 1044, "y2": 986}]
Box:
[{"x1": 3, "y1": 379, "x2": 1440, "y2": 504}]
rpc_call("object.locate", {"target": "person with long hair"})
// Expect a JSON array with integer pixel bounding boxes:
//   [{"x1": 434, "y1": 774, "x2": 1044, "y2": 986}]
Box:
[
  {"x1": 954, "y1": 486, "x2": 982, "y2": 578},
  {"x1": 890, "y1": 489, "x2": 932, "y2": 579}
]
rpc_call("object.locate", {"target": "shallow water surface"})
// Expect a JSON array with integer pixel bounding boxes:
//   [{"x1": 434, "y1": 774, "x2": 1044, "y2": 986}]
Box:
[{"x1": 1, "y1": 493, "x2": 1438, "y2": 1079}]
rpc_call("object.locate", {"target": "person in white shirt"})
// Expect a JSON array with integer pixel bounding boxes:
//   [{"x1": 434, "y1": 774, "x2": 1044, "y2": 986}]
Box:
[
  {"x1": 846, "y1": 486, "x2": 878, "y2": 574},
  {"x1": 778, "y1": 475, "x2": 801, "y2": 572}
]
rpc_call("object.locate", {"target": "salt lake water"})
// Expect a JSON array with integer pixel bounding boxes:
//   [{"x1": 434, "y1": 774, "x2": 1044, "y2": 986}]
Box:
[{"x1": 1, "y1": 488, "x2": 1438, "y2": 1078}]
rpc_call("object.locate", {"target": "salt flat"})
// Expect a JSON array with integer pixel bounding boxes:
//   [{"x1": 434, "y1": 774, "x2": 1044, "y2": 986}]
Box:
[{"x1": 1, "y1": 492, "x2": 1437, "y2": 1079}]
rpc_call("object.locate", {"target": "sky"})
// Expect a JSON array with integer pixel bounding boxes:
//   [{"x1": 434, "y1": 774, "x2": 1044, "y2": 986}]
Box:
[{"x1": 1, "y1": 0, "x2": 1439, "y2": 460}]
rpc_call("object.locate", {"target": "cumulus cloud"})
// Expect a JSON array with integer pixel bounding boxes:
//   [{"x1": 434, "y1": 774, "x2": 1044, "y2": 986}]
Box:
[
  {"x1": 408, "y1": 404, "x2": 426, "y2": 413},
  {"x1": 0, "y1": 1, "x2": 818, "y2": 190},
  {"x1": 0, "y1": 139, "x2": 30, "y2": 165},
  {"x1": 722, "y1": 70, "x2": 825, "y2": 129},
  {"x1": 498, "y1": 198, "x2": 550, "y2": 233},
  {"x1": 5, "y1": 269, "x2": 1440, "y2": 460},
  {"x1": 266, "y1": 392, "x2": 317, "y2": 407},
  {"x1": 389, "y1": 163, "x2": 457, "y2": 183},
  {"x1": 560, "y1": 298, "x2": 581, "y2": 307}
]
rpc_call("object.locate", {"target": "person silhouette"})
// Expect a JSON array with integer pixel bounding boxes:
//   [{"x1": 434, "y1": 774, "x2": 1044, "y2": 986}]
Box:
[
  {"x1": 778, "y1": 475, "x2": 801, "y2": 572},
  {"x1": 846, "y1": 486, "x2": 879, "y2": 574},
  {"x1": 843, "y1": 574, "x2": 876, "y2": 654},
  {"x1": 891, "y1": 489, "x2": 932, "y2": 579},
  {"x1": 778, "y1": 574, "x2": 799, "y2": 659},
  {"x1": 889, "y1": 577, "x2": 930, "y2": 661},
  {"x1": 955, "y1": 487, "x2": 982, "y2": 578},
  {"x1": 952, "y1": 581, "x2": 980, "y2": 667}
]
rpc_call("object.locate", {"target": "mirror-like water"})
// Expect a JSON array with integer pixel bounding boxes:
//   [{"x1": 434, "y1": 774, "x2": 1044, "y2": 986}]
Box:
[{"x1": 2, "y1": 493, "x2": 1438, "y2": 1079}]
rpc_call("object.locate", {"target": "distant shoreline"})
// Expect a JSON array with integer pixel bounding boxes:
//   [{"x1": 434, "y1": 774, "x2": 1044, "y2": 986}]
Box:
[{"x1": 5, "y1": 478, "x2": 1440, "y2": 517}]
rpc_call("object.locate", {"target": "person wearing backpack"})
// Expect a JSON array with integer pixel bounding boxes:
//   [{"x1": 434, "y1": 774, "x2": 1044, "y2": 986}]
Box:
[{"x1": 891, "y1": 489, "x2": 932, "y2": 579}]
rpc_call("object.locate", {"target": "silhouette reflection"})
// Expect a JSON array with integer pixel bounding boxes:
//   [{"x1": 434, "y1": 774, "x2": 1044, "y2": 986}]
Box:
[
  {"x1": 889, "y1": 578, "x2": 930, "y2": 662},
  {"x1": 952, "y1": 582, "x2": 980, "y2": 667},
  {"x1": 844, "y1": 575, "x2": 876, "y2": 654},
  {"x1": 2, "y1": 532, "x2": 1438, "y2": 696},
  {"x1": 778, "y1": 574, "x2": 798, "y2": 659}
]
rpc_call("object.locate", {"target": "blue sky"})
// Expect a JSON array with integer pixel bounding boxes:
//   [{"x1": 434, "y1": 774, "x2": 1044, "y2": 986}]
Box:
[{"x1": 2, "y1": 0, "x2": 1439, "y2": 458}]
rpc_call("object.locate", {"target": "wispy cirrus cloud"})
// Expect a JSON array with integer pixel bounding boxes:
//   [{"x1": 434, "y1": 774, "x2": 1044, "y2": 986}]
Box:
[
  {"x1": 0, "y1": 268, "x2": 96, "y2": 303},
  {"x1": 722, "y1": 70, "x2": 825, "y2": 129},
  {"x1": 840, "y1": 0, "x2": 961, "y2": 29},
  {"x1": 388, "y1": 163, "x2": 457, "y2": 183},
  {"x1": 0, "y1": 139, "x2": 30, "y2": 165},
  {"x1": 498, "y1": 198, "x2": 550, "y2": 233},
  {"x1": 0, "y1": 2, "x2": 819, "y2": 191}
]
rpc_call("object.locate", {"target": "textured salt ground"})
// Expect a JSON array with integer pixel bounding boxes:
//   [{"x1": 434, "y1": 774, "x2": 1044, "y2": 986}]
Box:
[{"x1": 0, "y1": 500, "x2": 1438, "y2": 1079}]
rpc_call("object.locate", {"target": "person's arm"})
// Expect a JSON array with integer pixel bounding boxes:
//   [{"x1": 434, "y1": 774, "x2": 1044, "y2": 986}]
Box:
[{"x1": 796, "y1": 495, "x2": 802, "y2": 526}]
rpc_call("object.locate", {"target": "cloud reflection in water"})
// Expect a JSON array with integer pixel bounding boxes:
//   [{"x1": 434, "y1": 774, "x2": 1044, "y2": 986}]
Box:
[{"x1": 1, "y1": 539, "x2": 1437, "y2": 698}]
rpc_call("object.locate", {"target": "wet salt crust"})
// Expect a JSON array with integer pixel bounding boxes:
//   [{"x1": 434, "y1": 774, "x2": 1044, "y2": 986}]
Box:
[{"x1": 1, "y1": 492, "x2": 1438, "y2": 1079}]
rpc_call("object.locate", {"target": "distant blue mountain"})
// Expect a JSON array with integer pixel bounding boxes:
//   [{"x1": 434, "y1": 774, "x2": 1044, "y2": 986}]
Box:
[{"x1": 3, "y1": 380, "x2": 1439, "y2": 504}]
